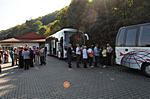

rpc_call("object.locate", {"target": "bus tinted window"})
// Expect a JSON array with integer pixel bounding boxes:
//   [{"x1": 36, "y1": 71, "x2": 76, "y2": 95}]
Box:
[
  {"x1": 116, "y1": 28, "x2": 125, "y2": 46},
  {"x1": 64, "y1": 32, "x2": 76, "y2": 46},
  {"x1": 139, "y1": 25, "x2": 150, "y2": 47},
  {"x1": 125, "y1": 28, "x2": 137, "y2": 46}
]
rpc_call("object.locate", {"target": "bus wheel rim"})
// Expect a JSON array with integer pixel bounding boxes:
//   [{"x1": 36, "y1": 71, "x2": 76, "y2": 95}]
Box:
[{"x1": 145, "y1": 65, "x2": 150, "y2": 75}]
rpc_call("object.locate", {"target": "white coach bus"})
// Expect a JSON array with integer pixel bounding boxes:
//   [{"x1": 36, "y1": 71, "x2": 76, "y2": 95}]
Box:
[
  {"x1": 46, "y1": 28, "x2": 89, "y2": 59},
  {"x1": 115, "y1": 23, "x2": 150, "y2": 77}
]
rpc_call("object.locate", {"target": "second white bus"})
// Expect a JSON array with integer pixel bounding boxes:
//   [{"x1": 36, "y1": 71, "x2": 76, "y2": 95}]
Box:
[{"x1": 115, "y1": 23, "x2": 150, "y2": 77}]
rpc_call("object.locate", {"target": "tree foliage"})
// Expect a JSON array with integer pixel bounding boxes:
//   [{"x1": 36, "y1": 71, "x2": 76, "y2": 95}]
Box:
[{"x1": 59, "y1": 0, "x2": 150, "y2": 46}]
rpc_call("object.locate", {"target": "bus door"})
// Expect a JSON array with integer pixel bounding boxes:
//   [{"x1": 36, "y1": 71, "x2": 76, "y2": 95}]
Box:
[
  {"x1": 116, "y1": 27, "x2": 139, "y2": 68},
  {"x1": 51, "y1": 40, "x2": 55, "y2": 55},
  {"x1": 116, "y1": 28, "x2": 126, "y2": 65},
  {"x1": 56, "y1": 42, "x2": 61, "y2": 58}
]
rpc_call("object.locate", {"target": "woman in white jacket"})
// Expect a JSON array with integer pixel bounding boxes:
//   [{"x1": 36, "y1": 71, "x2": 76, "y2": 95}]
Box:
[{"x1": 82, "y1": 46, "x2": 88, "y2": 68}]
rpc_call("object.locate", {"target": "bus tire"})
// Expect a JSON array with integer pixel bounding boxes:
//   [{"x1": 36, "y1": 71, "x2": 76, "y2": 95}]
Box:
[{"x1": 142, "y1": 63, "x2": 150, "y2": 77}]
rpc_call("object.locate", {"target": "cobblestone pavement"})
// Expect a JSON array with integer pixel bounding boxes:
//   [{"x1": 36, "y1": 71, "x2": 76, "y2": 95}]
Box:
[{"x1": 0, "y1": 56, "x2": 150, "y2": 99}]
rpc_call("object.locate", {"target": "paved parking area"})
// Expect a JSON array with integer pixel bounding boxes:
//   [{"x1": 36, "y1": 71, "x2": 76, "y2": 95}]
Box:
[{"x1": 0, "y1": 56, "x2": 150, "y2": 99}]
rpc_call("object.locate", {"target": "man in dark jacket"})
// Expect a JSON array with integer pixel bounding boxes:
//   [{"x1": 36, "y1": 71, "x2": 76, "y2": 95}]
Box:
[
  {"x1": 10, "y1": 47, "x2": 14, "y2": 66},
  {"x1": 67, "y1": 44, "x2": 73, "y2": 68},
  {"x1": 29, "y1": 47, "x2": 34, "y2": 67},
  {"x1": 18, "y1": 47, "x2": 24, "y2": 68}
]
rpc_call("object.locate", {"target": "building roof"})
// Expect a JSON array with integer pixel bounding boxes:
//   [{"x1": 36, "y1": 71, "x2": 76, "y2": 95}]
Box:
[
  {"x1": 0, "y1": 32, "x2": 46, "y2": 43},
  {"x1": 0, "y1": 38, "x2": 20, "y2": 42},
  {"x1": 15, "y1": 32, "x2": 46, "y2": 40},
  {"x1": 0, "y1": 38, "x2": 45, "y2": 43}
]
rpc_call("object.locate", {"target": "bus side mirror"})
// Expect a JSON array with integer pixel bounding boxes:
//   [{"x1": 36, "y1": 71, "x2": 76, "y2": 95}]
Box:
[{"x1": 84, "y1": 34, "x2": 89, "y2": 40}]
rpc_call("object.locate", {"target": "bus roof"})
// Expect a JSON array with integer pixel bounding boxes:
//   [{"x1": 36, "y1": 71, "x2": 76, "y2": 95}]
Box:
[
  {"x1": 120, "y1": 22, "x2": 150, "y2": 29},
  {"x1": 61, "y1": 28, "x2": 77, "y2": 32},
  {"x1": 46, "y1": 28, "x2": 80, "y2": 38}
]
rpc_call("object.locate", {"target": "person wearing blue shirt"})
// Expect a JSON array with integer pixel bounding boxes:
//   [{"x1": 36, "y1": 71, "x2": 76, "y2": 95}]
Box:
[{"x1": 94, "y1": 44, "x2": 100, "y2": 67}]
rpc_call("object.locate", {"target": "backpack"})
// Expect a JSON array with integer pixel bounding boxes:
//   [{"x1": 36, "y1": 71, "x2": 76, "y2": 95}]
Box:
[{"x1": 88, "y1": 51, "x2": 94, "y2": 57}]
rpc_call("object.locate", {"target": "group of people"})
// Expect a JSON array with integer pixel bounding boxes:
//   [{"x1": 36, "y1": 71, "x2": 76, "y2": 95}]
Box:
[
  {"x1": 67, "y1": 43, "x2": 113, "y2": 68},
  {"x1": 0, "y1": 45, "x2": 47, "y2": 71}
]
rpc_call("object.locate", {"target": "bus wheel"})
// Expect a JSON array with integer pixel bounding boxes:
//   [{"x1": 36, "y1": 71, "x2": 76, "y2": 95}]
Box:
[{"x1": 143, "y1": 63, "x2": 150, "y2": 77}]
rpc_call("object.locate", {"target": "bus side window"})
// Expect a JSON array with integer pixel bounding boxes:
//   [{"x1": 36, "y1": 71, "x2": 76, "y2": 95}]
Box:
[
  {"x1": 138, "y1": 25, "x2": 150, "y2": 47},
  {"x1": 116, "y1": 28, "x2": 125, "y2": 47},
  {"x1": 125, "y1": 28, "x2": 138, "y2": 47}
]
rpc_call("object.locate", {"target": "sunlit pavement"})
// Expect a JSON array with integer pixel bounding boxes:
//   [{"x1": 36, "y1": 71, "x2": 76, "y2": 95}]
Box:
[{"x1": 0, "y1": 57, "x2": 150, "y2": 99}]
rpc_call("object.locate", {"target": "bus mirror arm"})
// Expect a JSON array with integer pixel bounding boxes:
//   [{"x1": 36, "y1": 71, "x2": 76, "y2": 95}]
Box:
[{"x1": 84, "y1": 34, "x2": 89, "y2": 40}]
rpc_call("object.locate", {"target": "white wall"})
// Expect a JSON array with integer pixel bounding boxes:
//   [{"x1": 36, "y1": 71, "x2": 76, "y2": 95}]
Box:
[
  {"x1": 0, "y1": 43, "x2": 39, "y2": 48},
  {"x1": 13, "y1": 43, "x2": 39, "y2": 48}
]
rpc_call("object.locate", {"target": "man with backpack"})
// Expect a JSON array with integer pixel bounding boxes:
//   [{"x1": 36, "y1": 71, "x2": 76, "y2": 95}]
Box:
[{"x1": 87, "y1": 45, "x2": 94, "y2": 68}]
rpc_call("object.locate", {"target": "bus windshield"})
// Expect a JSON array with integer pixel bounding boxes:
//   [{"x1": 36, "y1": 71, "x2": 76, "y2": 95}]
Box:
[
  {"x1": 65, "y1": 31, "x2": 85, "y2": 47},
  {"x1": 64, "y1": 31, "x2": 76, "y2": 46}
]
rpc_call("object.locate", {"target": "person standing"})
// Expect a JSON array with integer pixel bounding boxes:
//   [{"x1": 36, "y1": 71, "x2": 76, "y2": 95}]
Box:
[
  {"x1": 106, "y1": 43, "x2": 113, "y2": 66},
  {"x1": 14, "y1": 48, "x2": 18, "y2": 65},
  {"x1": 4, "y1": 50, "x2": 8, "y2": 63},
  {"x1": 10, "y1": 48, "x2": 14, "y2": 66},
  {"x1": 102, "y1": 46, "x2": 107, "y2": 68},
  {"x1": 18, "y1": 47, "x2": 24, "y2": 68},
  {"x1": 94, "y1": 44, "x2": 100, "y2": 67},
  {"x1": 75, "y1": 44, "x2": 81, "y2": 68},
  {"x1": 29, "y1": 47, "x2": 34, "y2": 67},
  {"x1": 22, "y1": 48, "x2": 30, "y2": 70},
  {"x1": 44, "y1": 47, "x2": 47, "y2": 57},
  {"x1": 35, "y1": 47, "x2": 40, "y2": 65},
  {"x1": 67, "y1": 44, "x2": 73, "y2": 68},
  {"x1": 44, "y1": 47, "x2": 47, "y2": 63},
  {"x1": 82, "y1": 46, "x2": 88, "y2": 68},
  {"x1": 39, "y1": 47, "x2": 46, "y2": 65},
  {"x1": 33, "y1": 46, "x2": 36, "y2": 63},
  {"x1": 87, "y1": 45, "x2": 94, "y2": 68}
]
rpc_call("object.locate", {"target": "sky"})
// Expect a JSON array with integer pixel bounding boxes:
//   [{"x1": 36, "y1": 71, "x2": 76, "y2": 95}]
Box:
[{"x1": 0, "y1": 0, "x2": 71, "y2": 31}]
